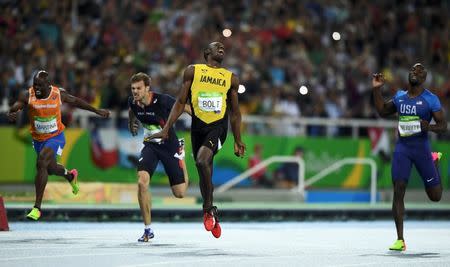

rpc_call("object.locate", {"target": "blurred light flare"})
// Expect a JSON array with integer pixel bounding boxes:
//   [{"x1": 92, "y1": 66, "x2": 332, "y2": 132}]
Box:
[
  {"x1": 299, "y1": 85, "x2": 308, "y2": 95},
  {"x1": 238, "y1": 84, "x2": 246, "y2": 94},
  {"x1": 222, "y1": 28, "x2": 232, "y2": 38},
  {"x1": 332, "y1": 32, "x2": 341, "y2": 41}
]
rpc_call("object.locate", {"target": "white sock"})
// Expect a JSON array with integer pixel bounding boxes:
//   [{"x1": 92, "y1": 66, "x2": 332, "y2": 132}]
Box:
[{"x1": 145, "y1": 224, "x2": 151, "y2": 230}]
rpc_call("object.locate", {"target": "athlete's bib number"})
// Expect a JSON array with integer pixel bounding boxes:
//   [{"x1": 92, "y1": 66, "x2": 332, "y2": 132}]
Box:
[
  {"x1": 143, "y1": 124, "x2": 162, "y2": 143},
  {"x1": 198, "y1": 92, "x2": 222, "y2": 113},
  {"x1": 34, "y1": 116, "x2": 58, "y2": 134},
  {"x1": 398, "y1": 116, "x2": 421, "y2": 137}
]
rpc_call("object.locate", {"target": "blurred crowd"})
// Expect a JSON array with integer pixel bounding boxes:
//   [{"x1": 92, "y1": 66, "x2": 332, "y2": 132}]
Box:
[{"x1": 1, "y1": 0, "x2": 449, "y2": 132}]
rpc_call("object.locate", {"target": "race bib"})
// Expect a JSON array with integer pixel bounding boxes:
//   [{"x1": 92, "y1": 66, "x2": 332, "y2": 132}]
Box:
[
  {"x1": 34, "y1": 116, "x2": 58, "y2": 134},
  {"x1": 398, "y1": 116, "x2": 421, "y2": 137},
  {"x1": 143, "y1": 124, "x2": 162, "y2": 143},
  {"x1": 198, "y1": 92, "x2": 222, "y2": 113}
]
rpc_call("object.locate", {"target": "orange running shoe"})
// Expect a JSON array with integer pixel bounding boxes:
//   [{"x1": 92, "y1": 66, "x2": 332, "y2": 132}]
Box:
[{"x1": 203, "y1": 206, "x2": 217, "y2": 231}]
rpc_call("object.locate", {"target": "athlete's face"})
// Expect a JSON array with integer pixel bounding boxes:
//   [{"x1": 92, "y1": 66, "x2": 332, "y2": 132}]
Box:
[
  {"x1": 209, "y1": 42, "x2": 225, "y2": 63},
  {"x1": 33, "y1": 77, "x2": 51, "y2": 98},
  {"x1": 131, "y1": 80, "x2": 149, "y2": 101},
  {"x1": 408, "y1": 63, "x2": 427, "y2": 86}
]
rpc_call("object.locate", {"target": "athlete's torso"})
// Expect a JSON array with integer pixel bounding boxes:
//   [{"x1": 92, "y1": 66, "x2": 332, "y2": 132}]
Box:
[
  {"x1": 189, "y1": 64, "x2": 233, "y2": 130},
  {"x1": 393, "y1": 89, "x2": 441, "y2": 143},
  {"x1": 128, "y1": 93, "x2": 178, "y2": 144},
  {"x1": 28, "y1": 86, "x2": 65, "y2": 141}
]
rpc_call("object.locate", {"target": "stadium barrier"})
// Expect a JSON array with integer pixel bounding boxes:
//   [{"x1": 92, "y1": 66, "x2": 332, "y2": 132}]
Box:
[
  {"x1": 217, "y1": 156, "x2": 378, "y2": 205},
  {"x1": 0, "y1": 196, "x2": 9, "y2": 231}
]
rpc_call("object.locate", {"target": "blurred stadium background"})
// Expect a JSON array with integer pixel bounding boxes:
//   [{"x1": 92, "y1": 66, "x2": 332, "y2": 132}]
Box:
[{"x1": 0, "y1": 0, "x2": 449, "y2": 222}]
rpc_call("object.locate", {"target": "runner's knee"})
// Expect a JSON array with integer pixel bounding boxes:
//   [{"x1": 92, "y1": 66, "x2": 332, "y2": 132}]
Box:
[
  {"x1": 137, "y1": 172, "x2": 150, "y2": 189},
  {"x1": 172, "y1": 189, "x2": 185, "y2": 198},
  {"x1": 393, "y1": 182, "x2": 406, "y2": 194},
  {"x1": 195, "y1": 158, "x2": 209, "y2": 170},
  {"x1": 36, "y1": 157, "x2": 49, "y2": 170}
]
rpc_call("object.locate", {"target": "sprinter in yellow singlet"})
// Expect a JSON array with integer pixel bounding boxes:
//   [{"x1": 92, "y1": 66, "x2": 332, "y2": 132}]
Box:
[{"x1": 147, "y1": 42, "x2": 246, "y2": 238}]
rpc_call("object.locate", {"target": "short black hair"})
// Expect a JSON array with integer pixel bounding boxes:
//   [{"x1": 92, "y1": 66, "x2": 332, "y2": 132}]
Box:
[
  {"x1": 130, "y1": 72, "x2": 151, "y2": 86},
  {"x1": 34, "y1": 70, "x2": 49, "y2": 81}
]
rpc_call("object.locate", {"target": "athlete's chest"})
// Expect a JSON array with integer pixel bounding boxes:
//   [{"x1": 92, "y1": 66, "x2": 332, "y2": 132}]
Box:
[
  {"x1": 133, "y1": 104, "x2": 166, "y2": 124},
  {"x1": 29, "y1": 96, "x2": 60, "y2": 113},
  {"x1": 397, "y1": 97, "x2": 429, "y2": 117}
]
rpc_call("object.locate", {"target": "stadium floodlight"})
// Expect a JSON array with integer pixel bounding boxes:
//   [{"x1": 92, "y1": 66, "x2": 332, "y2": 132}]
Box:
[
  {"x1": 238, "y1": 84, "x2": 246, "y2": 94},
  {"x1": 332, "y1": 32, "x2": 341, "y2": 41},
  {"x1": 299, "y1": 85, "x2": 308, "y2": 95},
  {"x1": 222, "y1": 28, "x2": 232, "y2": 38}
]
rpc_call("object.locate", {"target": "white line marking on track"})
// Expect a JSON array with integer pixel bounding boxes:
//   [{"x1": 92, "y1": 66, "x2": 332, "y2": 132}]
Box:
[
  {"x1": 119, "y1": 255, "x2": 307, "y2": 267},
  {"x1": 0, "y1": 252, "x2": 139, "y2": 261},
  {"x1": 333, "y1": 259, "x2": 450, "y2": 267}
]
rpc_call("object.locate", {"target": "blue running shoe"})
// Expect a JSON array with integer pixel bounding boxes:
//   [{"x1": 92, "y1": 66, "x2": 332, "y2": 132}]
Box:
[{"x1": 138, "y1": 228, "x2": 154, "y2": 242}]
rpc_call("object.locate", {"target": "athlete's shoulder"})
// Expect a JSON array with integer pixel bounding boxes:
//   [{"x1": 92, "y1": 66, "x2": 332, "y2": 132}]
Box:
[
  {"x1": 422, "y1": 89, "x2": 438, "y2": 98},
  {"x1": 127, "y1": 96, "x2": 135, "y2": 107},
  {"x1": 394, "y1": 89, "x2": 407, "y2": 98},
  {"x1": 20, "y1": 88, "x2": 30, "y2": 102},
  {"x1": 157, "y1": 93, "x2": 176, "y2": 106},
  {"x1": 422, "y1": 89, "x2": 441, "y2": 111},
  {"x1": 392, "y1": 89, "x2": 407, "y2": 106},
  {"x1": 157, "y1": 92, "x2": 174, "y2": 99}
]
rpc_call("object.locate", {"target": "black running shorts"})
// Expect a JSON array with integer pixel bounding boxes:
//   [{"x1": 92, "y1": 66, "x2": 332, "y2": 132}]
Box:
[
  {"x1": 137, "y1": 139, "x2": 185, "y2": 186},
  {"x1": 191, "y1": 126, "x2": 227, "y2": 160}
]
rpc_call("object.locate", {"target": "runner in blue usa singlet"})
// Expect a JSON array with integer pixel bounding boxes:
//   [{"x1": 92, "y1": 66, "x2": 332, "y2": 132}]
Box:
[
  {"x1": 372, "y1": 63, "x2": 447, "y2": 251},
  {"x1": 392, "y1": 89, "x2": 441, "y2": 188}
]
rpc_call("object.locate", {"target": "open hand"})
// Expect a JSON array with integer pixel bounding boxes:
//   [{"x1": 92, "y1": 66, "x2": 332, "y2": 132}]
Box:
[
  {"x1": 420, "y1": 120, "x2": 429, "y2": 132},
  {"x1": 372, "y1": 73, "x2": 385, "y2": 89},
  {"x1": 6, "y1": 111, "x2": 18, "y2": 122},
  {"x1": 234, "y1": 140, "x2": 246, "y2": 158}
]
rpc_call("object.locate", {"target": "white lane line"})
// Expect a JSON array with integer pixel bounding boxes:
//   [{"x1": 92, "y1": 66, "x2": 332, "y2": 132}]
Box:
[
  {"x1": 118, "y1": 255, "x2": 305, "y2": 267},
  {"x1": 333, "y1": 259, "x2": 450, "y2": 267},
  {"x1": 0, "y1": 245, "x2": 92, "y2": 250},
  {"x1": 0, "y1": 251, "x2": 138, "y2": 261}
]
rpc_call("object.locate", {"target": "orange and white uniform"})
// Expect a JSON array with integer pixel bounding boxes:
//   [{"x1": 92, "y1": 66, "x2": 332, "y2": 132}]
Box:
[{"x1": 28, "y1": 86, "x2": 65, "y2": 141}]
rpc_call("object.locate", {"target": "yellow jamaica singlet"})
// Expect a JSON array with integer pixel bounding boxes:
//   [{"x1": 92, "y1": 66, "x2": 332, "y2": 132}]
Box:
[{"x1": 190, "y1": 64, "x2": 232, "y2": 128}]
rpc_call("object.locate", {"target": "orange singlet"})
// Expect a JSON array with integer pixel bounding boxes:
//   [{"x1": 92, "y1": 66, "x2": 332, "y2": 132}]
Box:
[{"x1": 28, "y1": 86, "x2": 65, "y2": 141}]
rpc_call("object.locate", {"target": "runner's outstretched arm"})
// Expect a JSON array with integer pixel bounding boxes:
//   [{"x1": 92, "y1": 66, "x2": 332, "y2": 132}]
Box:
[
  {"x1": 60, "y1": 89, "x2": 110, "y2": 118},
  {"x1": 372, "y1": 73, "x2": 396, "y2": 117},
  {"x1": 7, "y1": 90, "x2": 28, "y2": 122}
]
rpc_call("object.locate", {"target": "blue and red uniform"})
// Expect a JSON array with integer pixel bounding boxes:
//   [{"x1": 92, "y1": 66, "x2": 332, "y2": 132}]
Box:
[{"x1": 391, "y1": 89, "x2": 441, "y2": 188}]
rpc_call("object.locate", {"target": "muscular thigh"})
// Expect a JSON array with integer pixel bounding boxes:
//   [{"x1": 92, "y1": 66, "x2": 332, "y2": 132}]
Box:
[{"x1": 391, "y1": 150, "x2": 412, "y2": 184}]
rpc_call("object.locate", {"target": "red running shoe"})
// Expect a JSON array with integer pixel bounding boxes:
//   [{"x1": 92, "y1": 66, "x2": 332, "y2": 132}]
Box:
[
  {"x1": 203, "y1": 206, "x2": 217, "y2": 231},
  {"x1": 211, "y1": 220, "x2": 221, "y2": 238}
]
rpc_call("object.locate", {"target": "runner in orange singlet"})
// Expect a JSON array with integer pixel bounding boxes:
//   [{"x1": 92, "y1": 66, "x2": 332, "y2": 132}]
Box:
[{"x1": 7, "y1": 70, "x2": 110, "y2": 220}]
